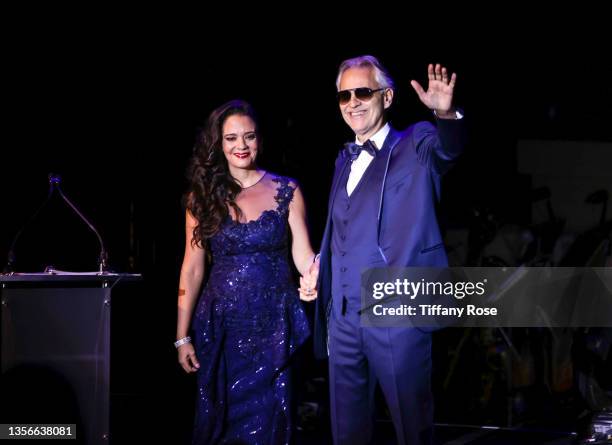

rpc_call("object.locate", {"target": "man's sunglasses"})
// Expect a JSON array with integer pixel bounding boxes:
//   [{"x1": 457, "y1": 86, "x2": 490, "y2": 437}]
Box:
[{"x1": 337, "y1": 87, "x2": 385, "y2": 105}]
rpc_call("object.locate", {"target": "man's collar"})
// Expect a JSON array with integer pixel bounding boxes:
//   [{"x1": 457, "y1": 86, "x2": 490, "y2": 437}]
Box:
[{"x1": 355, "y1": 123, "x2": 390, "y2": 150}]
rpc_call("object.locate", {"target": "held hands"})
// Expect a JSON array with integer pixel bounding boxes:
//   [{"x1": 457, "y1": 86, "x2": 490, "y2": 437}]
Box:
[
  {"x1": 178, "y1": 343, "x2": 200, "y2": 373},
  {"x1": 410, "y1": 64, "x2": 457, "y2": 118},
  {"x1": 298, "y1": 256, "x2": 320, "y2": 302}
]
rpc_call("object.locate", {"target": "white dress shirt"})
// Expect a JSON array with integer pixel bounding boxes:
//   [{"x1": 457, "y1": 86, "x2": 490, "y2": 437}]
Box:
[{"x1": 346, "y1": 123, "x2": 390, "y2": 196}]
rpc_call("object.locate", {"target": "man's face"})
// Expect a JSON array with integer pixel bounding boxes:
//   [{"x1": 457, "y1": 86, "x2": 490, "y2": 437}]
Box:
[{"x1": 338, "y1": 66, "x2": 392, "y2": 142}]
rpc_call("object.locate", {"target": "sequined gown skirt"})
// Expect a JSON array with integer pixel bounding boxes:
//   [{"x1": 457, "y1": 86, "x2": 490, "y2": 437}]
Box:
[{"x1": 191, "y1": 250, "x2": 309, "y2": 445}]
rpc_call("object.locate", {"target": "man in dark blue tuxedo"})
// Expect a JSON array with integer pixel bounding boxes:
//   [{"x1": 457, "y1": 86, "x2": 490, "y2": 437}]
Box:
[{"x1": 308, "y1": 55, "x2": 465, "y2": 445}]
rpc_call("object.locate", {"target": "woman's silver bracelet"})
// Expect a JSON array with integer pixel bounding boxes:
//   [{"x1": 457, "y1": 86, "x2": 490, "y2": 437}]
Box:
[{"x1": 174, "y1": 336, "x2": 192, "y2": 348}]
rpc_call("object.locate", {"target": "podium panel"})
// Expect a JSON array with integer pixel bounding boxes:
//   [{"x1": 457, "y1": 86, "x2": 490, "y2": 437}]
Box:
[{"x1": 1, "y1": 274, "x2": 139, "y2": 444}]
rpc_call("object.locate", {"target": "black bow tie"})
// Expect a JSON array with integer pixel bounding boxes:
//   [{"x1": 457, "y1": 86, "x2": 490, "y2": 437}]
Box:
[{"x1": 344, "y1": 140, "x2": 377, "y2": 161}]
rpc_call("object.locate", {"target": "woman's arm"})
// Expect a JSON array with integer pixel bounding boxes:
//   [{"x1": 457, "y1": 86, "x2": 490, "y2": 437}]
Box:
[
  {"x1": 288, "y1": 184, "x2": 316, "y2": 277},
  {"x1": 176, "y1": 209, "x2": 205, "y2": 373}
]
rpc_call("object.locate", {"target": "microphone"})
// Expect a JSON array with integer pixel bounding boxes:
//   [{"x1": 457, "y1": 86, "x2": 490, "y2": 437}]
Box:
[
  {"x1": 49, "y1": 173, "x2": 61, "y2": 186},
  {"x1": 51, "y1": 174, "x2": 109, "y2": 273},
  {"x1": 3, "y1": 173, "x2": 110, "y2": 274}
]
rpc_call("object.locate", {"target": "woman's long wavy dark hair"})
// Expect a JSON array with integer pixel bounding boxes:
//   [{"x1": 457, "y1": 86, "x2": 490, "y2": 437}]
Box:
[{"x1": 184, "y1": 99, "x2": 261, "y2": 247}]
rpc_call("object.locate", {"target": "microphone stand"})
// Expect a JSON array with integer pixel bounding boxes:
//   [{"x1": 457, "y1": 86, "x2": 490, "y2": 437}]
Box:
[{"x1": 4, "y1": 174, "x2": 109, "y2": 274}]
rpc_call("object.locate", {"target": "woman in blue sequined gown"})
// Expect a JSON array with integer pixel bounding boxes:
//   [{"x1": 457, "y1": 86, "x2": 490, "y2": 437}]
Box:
[{"x1": 176, "y1": 100, "x2": 317, "y2": 445}]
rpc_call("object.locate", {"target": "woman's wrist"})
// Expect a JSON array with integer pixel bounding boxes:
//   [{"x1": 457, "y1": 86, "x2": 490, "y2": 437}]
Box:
[
  {"x1": 304, "y1": 253, "x2": 318, "y2": 274},
  {"x1": 174, "y1": 336, "x2": 192, "y2": 348}
]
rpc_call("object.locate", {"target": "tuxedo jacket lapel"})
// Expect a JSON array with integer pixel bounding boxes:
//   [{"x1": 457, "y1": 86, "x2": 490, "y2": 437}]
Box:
[{"x1": 328, "y1": 155, "x2": 351, "y2": 213}]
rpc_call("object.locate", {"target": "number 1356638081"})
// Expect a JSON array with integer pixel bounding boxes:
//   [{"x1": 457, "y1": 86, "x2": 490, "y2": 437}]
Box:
[{"x1": 1, "y1": 424, "x2": 76, "y2": 439}]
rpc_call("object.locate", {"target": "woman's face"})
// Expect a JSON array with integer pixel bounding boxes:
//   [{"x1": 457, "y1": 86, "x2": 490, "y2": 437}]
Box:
[{"x1": 221, "y1": 114, "x2": 258, "y2": 172}]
